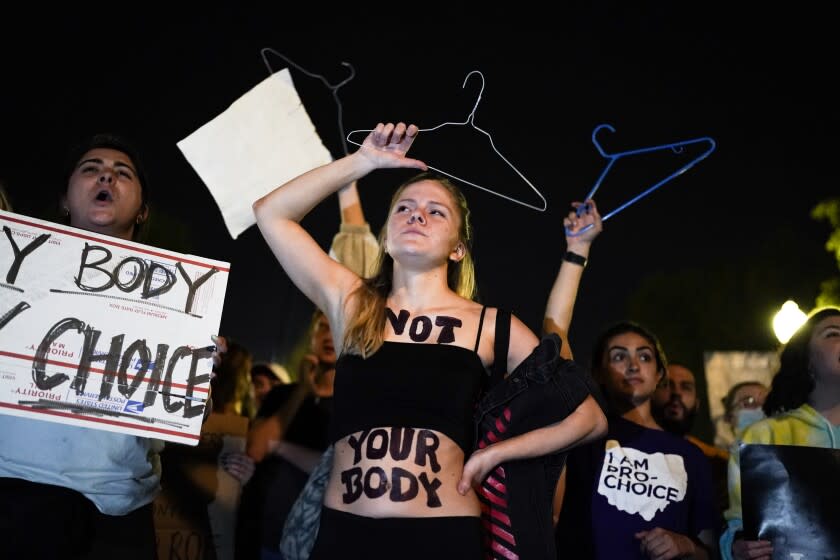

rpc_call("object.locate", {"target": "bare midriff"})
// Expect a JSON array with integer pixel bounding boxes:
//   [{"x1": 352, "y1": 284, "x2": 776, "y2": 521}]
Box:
[{"x1": 323, "y1": 426, "x2": 480, "y2": 518}]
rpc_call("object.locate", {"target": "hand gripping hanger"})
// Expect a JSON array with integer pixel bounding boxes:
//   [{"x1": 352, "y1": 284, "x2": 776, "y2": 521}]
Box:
[
  {"x1": 567, "y1": 124, "x2": 716, "y2": 235},
  {"x1": 261, "y1": 48, "x2": 356, "y2": 155},
  {"x1": 346, "y1": 70, "x2": 547, "y2": 212}
]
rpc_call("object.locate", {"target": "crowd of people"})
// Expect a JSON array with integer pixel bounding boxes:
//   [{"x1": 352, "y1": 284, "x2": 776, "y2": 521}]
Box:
[{"x1": 0, "y1": 121, "x2": 836, "y2": 560}]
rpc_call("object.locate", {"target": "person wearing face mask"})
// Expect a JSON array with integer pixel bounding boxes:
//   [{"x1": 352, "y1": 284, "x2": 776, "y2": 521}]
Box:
[{"x1": 721, "y1": 382, "x2": 768, "y2": 442}]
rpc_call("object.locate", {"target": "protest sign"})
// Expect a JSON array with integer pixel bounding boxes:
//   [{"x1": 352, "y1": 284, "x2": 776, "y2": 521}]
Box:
[
  {"x1": 0, "y1": 210, "x2": 228, "y2": 445},
  {"x1": 741, "y1": 443, "x2": 840, "y2": 559}
]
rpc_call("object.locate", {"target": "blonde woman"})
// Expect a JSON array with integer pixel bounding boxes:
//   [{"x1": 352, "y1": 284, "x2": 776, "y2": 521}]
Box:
[{"x1": 253, "y1": 122, "x2": 606, "y2": 558}]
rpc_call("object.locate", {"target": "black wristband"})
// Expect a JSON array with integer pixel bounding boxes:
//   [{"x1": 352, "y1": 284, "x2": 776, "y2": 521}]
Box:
[{"x1": 563, "y1": 251, "x2": 587, "y2": 267}]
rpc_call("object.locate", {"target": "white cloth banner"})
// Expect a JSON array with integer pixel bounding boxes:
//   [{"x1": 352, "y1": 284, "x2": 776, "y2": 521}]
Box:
[
  {"x1": 0, "y1": 210, "x2": 229, "y2": 445},
  {"x1": 177, "y1": 69, "x2": 333, "y2": 239}
]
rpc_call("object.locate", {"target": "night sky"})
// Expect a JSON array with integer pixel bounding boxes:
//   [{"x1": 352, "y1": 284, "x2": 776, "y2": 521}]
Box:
[{"x1": 1, "y1": 8, "x2": 837, "y2": 379}]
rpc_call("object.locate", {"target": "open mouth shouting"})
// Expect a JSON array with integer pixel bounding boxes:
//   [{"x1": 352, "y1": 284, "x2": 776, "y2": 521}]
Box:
[{"x1": 94, "y1": 188, "x2": 114, "y2": 203}]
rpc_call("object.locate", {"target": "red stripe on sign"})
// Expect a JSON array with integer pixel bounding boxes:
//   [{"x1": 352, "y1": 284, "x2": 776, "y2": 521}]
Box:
[
  {"x1": 0, "y1": 350, "x2": 210, "y2": 394},
  {"x1": 0, "y1": 401, "x2": 199, "y2": 440},
  {"x1": 0, "y1": 214, "x2": 228, "y2": 271}
]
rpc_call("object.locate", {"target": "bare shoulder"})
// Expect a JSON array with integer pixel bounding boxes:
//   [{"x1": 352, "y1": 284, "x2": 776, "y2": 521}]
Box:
[
  {"x1": 471, "y1": 306, "x2": 538, "y2": 371},
  {"x1": 507, "y1": 313, "x2": 540, "y2": 371}
]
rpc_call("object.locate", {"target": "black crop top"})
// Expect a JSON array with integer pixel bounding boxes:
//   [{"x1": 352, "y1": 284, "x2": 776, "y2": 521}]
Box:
[{"x1": 330, "y1": 310, "x2": 491, "y2": 455}]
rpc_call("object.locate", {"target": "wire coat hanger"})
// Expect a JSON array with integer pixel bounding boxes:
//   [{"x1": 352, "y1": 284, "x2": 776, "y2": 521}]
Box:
[
  {"x1": 261, "y1": 47, "x2": 356, "y2": 155},
  {"x1": 567, "y1": 124, "x2": 716, "y2": 235},
  {"x1": 346, "y1": 70, "x2": 547, "y2": 212}
]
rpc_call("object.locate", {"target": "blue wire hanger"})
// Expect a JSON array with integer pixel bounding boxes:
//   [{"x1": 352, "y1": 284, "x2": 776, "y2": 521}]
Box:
[
  {"x1": 568, "y1": 124, "x2": 716, "y2": 235},
  {"x1": 261, "y1": 48, "x2": 356, "y2": 156},
  {"x1": 346, "y1": 70, "x2": 548, "y2": 212}
]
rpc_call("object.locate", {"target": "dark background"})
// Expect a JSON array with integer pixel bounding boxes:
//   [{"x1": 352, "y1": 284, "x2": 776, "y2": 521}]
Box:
[{"x1": 1, "y1": 7, "x2": 837, "y2": 440}]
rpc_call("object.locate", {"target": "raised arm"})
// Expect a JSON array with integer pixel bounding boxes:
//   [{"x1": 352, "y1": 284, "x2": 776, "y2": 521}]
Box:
[
  {"x1": 253, "y1": 123, "x2": 426, "y2": 332},
  {"x1": 337, "y1": 180, "x2": 366, "y2": 226},
  {"x1": 542, "y1": 200, "x2": 602, "y2": 359},
  {"x1": 330, "y1": 180, "x2": 381, "y2": 279}
]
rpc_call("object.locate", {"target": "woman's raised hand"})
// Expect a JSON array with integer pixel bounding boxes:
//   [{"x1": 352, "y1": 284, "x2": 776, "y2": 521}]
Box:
[
  {"x1": 564, "y1": 199, "x2": 603, "y2": 246},
  {"x1": 359, "y1": 122, "x2": 428, "y2": 170}
]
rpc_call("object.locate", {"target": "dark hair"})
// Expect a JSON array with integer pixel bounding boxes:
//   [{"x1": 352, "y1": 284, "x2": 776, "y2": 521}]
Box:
[
  {"x1": 63, "y1": 133, "x2": 150, "y2": 239},
  {"x1": 763, "y1": 306, "x2": 840, "y2": 416},
  {"x1": 664, "y1": 361, "x2": 693, "y2": 389},
  {"x1": 251, "y1": 363, "x2": 277, "y2": 381},
  {"x1": 722, "y1": 381, "x2": 767, "y2": 415},
  {"x1": 590, "y1": 320, "x2": 668, "y2": 382}
]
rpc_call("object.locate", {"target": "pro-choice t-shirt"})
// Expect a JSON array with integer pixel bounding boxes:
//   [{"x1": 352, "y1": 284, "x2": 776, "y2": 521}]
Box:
[{"x1": 555, "y1": 415, "x2": 716, "y2": 559}]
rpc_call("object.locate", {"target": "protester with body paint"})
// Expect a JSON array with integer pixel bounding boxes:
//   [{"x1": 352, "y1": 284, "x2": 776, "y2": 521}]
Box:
[{"x1": 253, "y1": 122, "x2": 607, "y2": 559}]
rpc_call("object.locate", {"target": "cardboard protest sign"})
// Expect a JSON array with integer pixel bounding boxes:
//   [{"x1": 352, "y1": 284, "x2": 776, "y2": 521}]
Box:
[
  {"x1": 741, "y1": 443, "x2": 840, "y2": 559},
  {"x1": 0, "y1": 210, "x2": 228, "y2": 445}
]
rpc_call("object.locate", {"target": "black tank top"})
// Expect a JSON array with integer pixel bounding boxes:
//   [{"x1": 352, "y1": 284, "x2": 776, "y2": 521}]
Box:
[{"x1": 330, "y1": 307, "x2": 490, "y2": 455}]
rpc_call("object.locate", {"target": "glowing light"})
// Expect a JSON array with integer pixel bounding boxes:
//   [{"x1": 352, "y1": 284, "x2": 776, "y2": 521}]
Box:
[{"x1": 772, "y1": 300, "x2": 808, "y2": 344}]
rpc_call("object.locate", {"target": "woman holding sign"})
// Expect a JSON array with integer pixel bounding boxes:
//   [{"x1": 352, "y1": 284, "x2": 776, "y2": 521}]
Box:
[
  {"x1": 721, "y1": 305, "x2": 840, "y2": 560},
  {"x1": 0, "y1": 134, "x2": 160, "y2": 559},
  {"x1": 253, "y1": 122, "x2": 606, "y2": 558}
]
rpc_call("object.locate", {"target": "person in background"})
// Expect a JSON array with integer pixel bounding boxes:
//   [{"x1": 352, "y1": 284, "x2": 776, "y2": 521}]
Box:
[
  {"x1": 653, "y1": 362, "x2": 730, "y2": 523},
  {"x1": 721, "y1": 381, "x2": 768, "y2": 442},
  {"x1": 549, "y1": 200, "x2": 718, "y2": 559},
  {"x1": 0, "y1": 133, "x2": 163, "y2": 559},
  {"x1": 236, "y1": 179, "x2": 379, "y2": 560},
  {"x1": 210, "y1": 338, "x2": 256, "y2": 418},
  {"x1": 721, "y1": 306, "x2": 840, "y2": 560},
  {"x1": 251, "y1": 362, "x2": 291, "y2": 413},
  {"x1": 157, "y1": 337, "x2": 253, "y2": 559}
]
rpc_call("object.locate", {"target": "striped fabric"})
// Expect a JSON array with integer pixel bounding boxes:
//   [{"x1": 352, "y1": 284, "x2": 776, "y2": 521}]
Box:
[{"x1": 477, "y1": 406, "x2": 519, "y2": 560}]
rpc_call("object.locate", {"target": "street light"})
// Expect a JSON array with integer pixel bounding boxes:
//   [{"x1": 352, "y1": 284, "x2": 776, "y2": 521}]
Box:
[{"x1": 772, "y1": 300, "x2": 808, "y2": 344}]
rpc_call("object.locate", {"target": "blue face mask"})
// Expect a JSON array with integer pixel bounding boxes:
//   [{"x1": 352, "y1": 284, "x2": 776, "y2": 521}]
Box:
[{"x1": 734, "y1": 408, "x2": 766, "y2": 436}]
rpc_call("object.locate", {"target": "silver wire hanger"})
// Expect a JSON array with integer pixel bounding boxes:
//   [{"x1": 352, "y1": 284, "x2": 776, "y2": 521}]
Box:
[
  {"x1": 261, "y1": 47, "x2": 356, "y2": 155},
  {"x1": 346, "y1": 70, "x2": 547, "y2": 212},
  {"x1": 567, "y1": 124, "x2": 716, "y2": 235}
]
